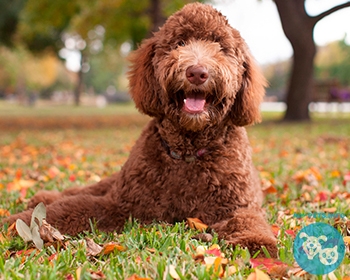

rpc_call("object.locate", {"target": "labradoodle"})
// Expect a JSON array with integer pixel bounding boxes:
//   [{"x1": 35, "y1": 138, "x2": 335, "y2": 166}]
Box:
[{"x1": 4, "y1": 3, "x2": 277, "y2": 257}]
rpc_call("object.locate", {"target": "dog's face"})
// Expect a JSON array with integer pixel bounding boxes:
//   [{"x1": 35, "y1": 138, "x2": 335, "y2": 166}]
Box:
[{"x1": 128, "y1": 3, "x2": 266, "y2": 131}]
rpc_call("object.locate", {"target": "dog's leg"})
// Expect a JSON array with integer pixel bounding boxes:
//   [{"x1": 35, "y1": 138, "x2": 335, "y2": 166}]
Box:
[
  {"x1": 5, "y1": 193, "x2": 127, "y2": 235},
  {"x1": 210, "y1": 208, "x2": 277, "y2": 258},
  {"x1": 27, "y1": 173, "x2": 118, "y2": 209}
]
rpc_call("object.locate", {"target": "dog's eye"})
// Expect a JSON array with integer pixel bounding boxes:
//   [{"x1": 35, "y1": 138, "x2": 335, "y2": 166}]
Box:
[{"x1": 177, "y1": 40, "x2": 186, "y2": 47}]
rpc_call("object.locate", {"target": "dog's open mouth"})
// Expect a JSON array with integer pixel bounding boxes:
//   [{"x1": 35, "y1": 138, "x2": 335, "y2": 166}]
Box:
[{"x1": 183, "y1": 91, "x2": 207, "y2": 114}]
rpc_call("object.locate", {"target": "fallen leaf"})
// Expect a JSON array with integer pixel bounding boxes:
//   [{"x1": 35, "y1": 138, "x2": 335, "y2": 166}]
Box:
[
  {"x1": 16, "y1": 219, "x2": 32, "y2": 242},
  {"x1": 187, "y1": 218, "x2": 208, "y2": 231},
  {"x1": 247, "y1": 268, "x2": 271, "y2": 280},
  {"x1": 126, "y1": 274, "x2": 151, "y2": 280},
  {"x1": 271, "y1": 225, "x2": 280, "y2": 237},
  {"x1": 89, "y1": 270, "x2": 106, "y2": 279},
  {"x1": 195, "y1": 245, "x2": 207, "y2": 255},
  {"x1": 30, "y1": 202, "x2": 46, "y2": 228},
  {"x1": 323, "y1": 207, "x2": 337, "y2": 213},
  {"x1": 168, "y1": 265, "x2": 180, "y2": 280},
  {"x1": 225, "y1": 265, "x2": 237, "y2": 277},
  {"x1": 86, "y1": 238, "x2": 103, "y2": 256},
  {"x1": 39, "y1": 219, "x2": 65, "y2": 244},
  {"x1": 206, "y1": 245, "x2": 222, "y2": 257},
  {"x1": 0, "y1": 209, "x2": 10, "y2": 217},
  {"x1": 343, "y1": 236, "x2": 350, "y2": 244},
  {"x1": 192, "y1": 233, "x2": 213, "y2": 242},
  {"x1": 101, "y1": 242, "x2": 126, "y2": 254},
  {"x1": 32, "y1": 224, "x2": 44, "y2": 249},
  {"x1": 250, "y1": 258, "x2": 288, "y2": 273}
]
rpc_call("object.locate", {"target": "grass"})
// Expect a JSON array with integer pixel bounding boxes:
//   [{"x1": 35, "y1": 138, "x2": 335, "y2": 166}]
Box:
[{"x1": 0, "y1": 102, "x2": 350, "y2": 279}]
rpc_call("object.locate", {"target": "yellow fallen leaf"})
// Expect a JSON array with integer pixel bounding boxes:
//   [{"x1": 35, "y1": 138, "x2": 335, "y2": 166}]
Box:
[
  {"x1": 330, "y1": 170, "x2": 341, "y2": 178},
  {"x1": 187, "y1": 218, "x2": 208, "y2": 231},
  {"x1": 208, "y1": 244, "x2": 220, "y2": 250},
  {"x1": 343, "y1": 236, "x2": 350, "y2": 244},
  {"x1": 0, "y1": 209, "x2": 10, "y2": 217}
]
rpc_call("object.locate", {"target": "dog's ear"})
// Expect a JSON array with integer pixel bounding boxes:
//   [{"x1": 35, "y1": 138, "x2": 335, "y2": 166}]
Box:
[
  {"x1": 128, "y1": 36, "x2": 162, "y2": 117},
  {"x1": 230, "y1": 44, "x2": 266, "y2": 126}
]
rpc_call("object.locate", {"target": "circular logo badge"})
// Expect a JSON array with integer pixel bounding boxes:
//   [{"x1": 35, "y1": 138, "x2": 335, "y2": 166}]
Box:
[{"x1": 293, "y1": 222, "x2": 345, "y2": 275}]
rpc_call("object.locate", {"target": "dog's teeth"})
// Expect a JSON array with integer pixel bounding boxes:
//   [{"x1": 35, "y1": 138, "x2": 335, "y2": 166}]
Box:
[{"x1": 184, "y1": 99, "x2": 187, "y2": 103}]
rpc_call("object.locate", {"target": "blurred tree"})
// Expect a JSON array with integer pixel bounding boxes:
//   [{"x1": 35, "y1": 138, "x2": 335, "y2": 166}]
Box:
[
  {"x1": 315, "y1": 39, "x2": 350, "y2": 86},
  {"x1": 0, "y1": 0, "x2": 27, "y2": 47},
  {"x1": 13, "y1": 0, "x2": 208, "y2": 105},
  {"x1": 274, "y1": 0, "x2": 350, "y2": 121}
]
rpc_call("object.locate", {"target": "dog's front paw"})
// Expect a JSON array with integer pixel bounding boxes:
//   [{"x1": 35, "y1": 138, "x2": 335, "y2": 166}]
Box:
[
  {"x1": 228, "y1": 235, "x2": 278, "y2": 258},
  {"x1": 2, "y1": 209, "x2": 33, "y2": 228},
  {"x1": 27, "y1": 190, "x2": 61, "y2": 209}
]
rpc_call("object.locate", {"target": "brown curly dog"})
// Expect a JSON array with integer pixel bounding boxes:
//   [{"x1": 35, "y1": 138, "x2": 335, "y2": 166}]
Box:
[{"x1": 4, "y1": 3, "x2": 277, "y2": 257}]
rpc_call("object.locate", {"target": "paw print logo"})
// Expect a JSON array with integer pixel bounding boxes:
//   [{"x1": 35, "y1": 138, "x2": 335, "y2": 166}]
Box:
[{"x1": 293, "y1": 222, "x2": 345, "y2": 275}]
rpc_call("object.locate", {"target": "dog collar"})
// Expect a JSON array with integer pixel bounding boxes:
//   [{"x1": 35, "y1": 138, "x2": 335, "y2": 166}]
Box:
[{"x1": 161, "y1": 140, "x2": 207, "y2": 162}]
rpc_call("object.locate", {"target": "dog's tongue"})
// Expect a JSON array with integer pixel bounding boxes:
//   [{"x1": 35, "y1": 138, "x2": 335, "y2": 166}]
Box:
[{"x1": 184, "y1": 92, "x2": 206, "y2": 113}]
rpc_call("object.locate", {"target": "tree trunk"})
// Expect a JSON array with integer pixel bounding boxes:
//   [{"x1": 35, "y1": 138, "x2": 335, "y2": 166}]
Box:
[
  {"x1": 275, "y1": 0, "x2": 315, "y2": 121},
  {"x1": 149, "y1": 0, "x2": 166, "y2": 34},
  {"x1": 74, "y1": 53, "x2": 85, "y2": 106},
  {"x1": 274, "y1": 0, "x2": 350, "y2": 121},
  {"x1": 285, "y1": 41, "x2": 316, "y2": 121}
]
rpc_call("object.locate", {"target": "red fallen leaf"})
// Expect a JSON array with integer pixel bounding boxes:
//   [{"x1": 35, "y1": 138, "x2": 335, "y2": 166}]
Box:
[
  {"x1": 250, "y1": 258, "x2": 289, "y2": 273},
  {"x1": 48, "y1": 253, "x2": 57, "y2": 262},
  {"x1": 285, "y1": 229, "x2": 296, "y2": 238},
  {"x1": 15, "y1": 169, "x2": 22, "y2": 180},
  {"x1": 69, "y1": 174, "x2": 76, "y2": 182},
  {"x1": 65, "y1": 274, "x2": 74, "y2": 280},
  {"x1": 314, "y1": 191, "x2": 330, "y2": 202},
  {"x1": 205, "y1": 248, "x2": 222, "y2": 257},
  {"x1": 344, "y1": 172, "x2": 350, "y2": 186}
]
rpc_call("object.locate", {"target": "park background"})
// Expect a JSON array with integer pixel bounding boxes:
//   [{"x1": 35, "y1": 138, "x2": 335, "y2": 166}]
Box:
[{"x1": 0, "y1": 0, "x2": 350, "y2": 279}]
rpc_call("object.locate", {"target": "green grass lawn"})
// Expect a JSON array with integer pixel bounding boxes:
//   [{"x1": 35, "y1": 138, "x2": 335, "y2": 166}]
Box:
[{"x1": 0, "y1": 103, "x2": 350, "y2": 279}]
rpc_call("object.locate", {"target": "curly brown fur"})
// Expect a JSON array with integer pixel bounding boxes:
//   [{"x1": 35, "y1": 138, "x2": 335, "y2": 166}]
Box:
[{"x1": 3, "y1": 3, "x2": 277, "y2": 257}]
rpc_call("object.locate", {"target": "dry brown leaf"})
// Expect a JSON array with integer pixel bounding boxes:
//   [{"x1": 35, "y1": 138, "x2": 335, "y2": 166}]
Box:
[
  {"x1": 89, "y1": 270, "x2": 106, "y2": 279},
  {"x1": 85, "y1": 238, "x2": 103, "y2": 256},
  {"x1": 192, "y1": 233, "x2": 213, "y2": 242},
  {"x1": 287, "y1": 263, "x2": 308, "y2": 278},
  {"x1": 187, "y1": 218, "x2": 208, "y2": 231}
]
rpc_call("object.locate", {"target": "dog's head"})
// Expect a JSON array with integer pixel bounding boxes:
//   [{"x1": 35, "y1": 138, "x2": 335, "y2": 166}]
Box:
[{"x1": 128, "y1": 3, "x2": 266, "y2": 131}]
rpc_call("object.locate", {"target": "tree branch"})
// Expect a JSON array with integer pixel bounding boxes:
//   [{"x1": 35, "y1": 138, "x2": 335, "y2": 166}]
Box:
[{"x1": 311, "y1": 1, "x2": 350, "y2": 25}]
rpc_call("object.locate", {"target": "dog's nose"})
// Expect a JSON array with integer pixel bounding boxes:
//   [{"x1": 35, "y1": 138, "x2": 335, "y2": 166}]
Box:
[{"x1": 186, "y1": 65, "x2": 208, "y2": 85}]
